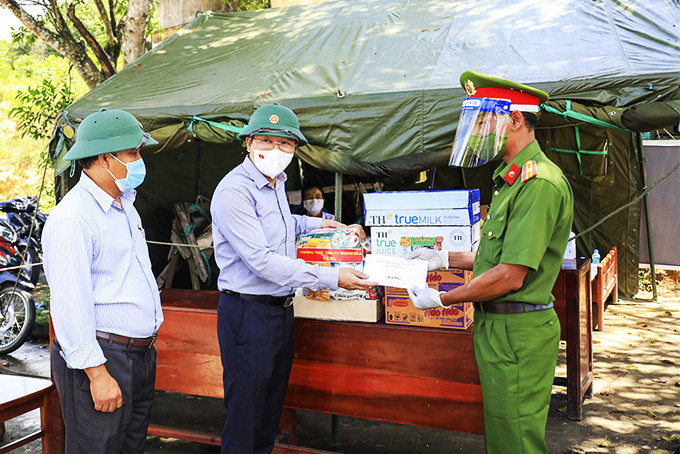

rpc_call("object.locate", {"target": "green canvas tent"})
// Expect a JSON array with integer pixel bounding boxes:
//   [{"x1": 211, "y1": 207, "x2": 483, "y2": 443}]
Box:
[{"x1": 50, "y1": 0, "x2": 680, "y2": 296}]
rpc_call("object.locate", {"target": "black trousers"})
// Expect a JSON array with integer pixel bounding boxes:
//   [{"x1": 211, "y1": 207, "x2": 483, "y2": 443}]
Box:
[
  {"x1": 51, "y1": 337, "x2": 157, "y2": 454},
  {"x1": 217, "y1": 291, "x2": 295, "y2": 454}
]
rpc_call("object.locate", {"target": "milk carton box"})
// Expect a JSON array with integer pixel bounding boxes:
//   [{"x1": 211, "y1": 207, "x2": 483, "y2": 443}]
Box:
[
  {"x1": 370, "y1": 224, "x2": 480, "y2": 257},
  {"x1": 364, "y1": 190, "x2": 480, "y2": 226}
]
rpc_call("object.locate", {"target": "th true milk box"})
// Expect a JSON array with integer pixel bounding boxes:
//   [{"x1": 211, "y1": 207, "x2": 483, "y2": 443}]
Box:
[
  {"x1": 370, "y1": 224, "x2": 480, "y2": 257},
  {"x1": 364, "y1": 190, "x2": 480, "y2": 226}
]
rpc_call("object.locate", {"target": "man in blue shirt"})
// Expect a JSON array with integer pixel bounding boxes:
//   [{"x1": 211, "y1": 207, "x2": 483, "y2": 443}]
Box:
[
  {"x1": 211, "y1": 103, "x2": 375, "y2": 454},
  {"x1": 43, "y1": 108, "x2": 162, "y2": 454}
]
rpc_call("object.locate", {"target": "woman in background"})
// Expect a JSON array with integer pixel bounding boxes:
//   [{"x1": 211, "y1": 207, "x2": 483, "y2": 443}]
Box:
[{"x1": 301, "y1": 185, "x2": 335, "y2": 220}]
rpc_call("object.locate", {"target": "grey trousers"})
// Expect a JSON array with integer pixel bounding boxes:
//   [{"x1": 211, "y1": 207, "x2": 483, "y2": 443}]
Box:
[{"x1": 51, "y1": 337, "x2": 157, "y2": 454}]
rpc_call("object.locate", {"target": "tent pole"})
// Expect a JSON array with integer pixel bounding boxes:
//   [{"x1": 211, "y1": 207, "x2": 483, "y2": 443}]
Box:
[
  {"x1": 331, "y1": 172, "x2": 342, "y2": 446},
  {"x1": 637, "y1": 134, "x2": 657, "y2": 300},
  {"x1": 334, "y1": 172, "x2": 343, "y2": 223}
]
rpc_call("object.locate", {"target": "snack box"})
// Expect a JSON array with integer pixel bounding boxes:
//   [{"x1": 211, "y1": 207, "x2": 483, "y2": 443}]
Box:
[
  {"x1": 296, "y1": 250, "x2": 378, "y2": 301},
  {"x1": 370, "y1": 224, "x2": 480, "y2": 257},
  {"x1": 364, "y1": 190, "x2": 480, "y2": 226},
  {"x1": 384, "y1": 269, "x2": 473, "y2": 330},
  {"x1": 296, "y1": 226, "x2": 379, "y2": 302},
  {"x1": 293, "y1": 294, "x2": 384, "y2": 323}
]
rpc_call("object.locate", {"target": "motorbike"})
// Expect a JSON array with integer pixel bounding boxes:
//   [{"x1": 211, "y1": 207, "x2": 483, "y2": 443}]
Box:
[
  {"x1": 0, "y1": 217, "x2": 36, "y2": 355},
  {"x1": 0, "y1": 196, "x2": 46, "y2": 286}
]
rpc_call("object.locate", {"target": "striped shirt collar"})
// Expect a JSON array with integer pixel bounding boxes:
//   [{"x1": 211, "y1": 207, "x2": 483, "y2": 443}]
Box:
[
  {"x1": 242, "y1": 156, "x2": 288, "y2": 189},
  {"x1": 80, "y1": 171, "x2": 137, "y2": 213}
]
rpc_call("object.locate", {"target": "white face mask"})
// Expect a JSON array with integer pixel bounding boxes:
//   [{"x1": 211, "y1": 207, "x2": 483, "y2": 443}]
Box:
[
  {"x1": 304, "y1": 199, "x2": 325, "y2": 215},
  {"x1": 251, "y1": 146, "x2": 294, "y2": 179}
]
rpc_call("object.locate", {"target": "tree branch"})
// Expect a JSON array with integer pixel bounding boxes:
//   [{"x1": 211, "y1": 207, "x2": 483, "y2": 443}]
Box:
[
  {"x1": 0, "y1": 0, "x2": 105, "y2": 88},
  {"x1": 0, "y1": 0, "x2": 59, "y2": 45},
  {"x1": 108, "y1": 0, "x2": 117, "y2": 30},
  {"x1": 67, "y1": 3, "x2": 117, "y2": 78},
  {"x1": 93, "y1": 0, "x2": 116, "y2": 46}
]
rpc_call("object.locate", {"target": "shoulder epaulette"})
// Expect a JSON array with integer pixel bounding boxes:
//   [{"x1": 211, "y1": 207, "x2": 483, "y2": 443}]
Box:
[{"x1": 521, "y1": 160, "x2": 538, "y2": 182}]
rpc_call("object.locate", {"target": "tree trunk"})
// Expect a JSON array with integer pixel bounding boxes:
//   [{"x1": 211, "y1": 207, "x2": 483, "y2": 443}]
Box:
[{"x1": 122, "y1": 0, "x2": 150, "y2": 67}]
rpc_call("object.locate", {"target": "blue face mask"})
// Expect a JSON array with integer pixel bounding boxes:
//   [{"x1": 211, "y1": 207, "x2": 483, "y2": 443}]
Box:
[{"x1": 107, "y1": 154, "x2": 147, "y2": 191}]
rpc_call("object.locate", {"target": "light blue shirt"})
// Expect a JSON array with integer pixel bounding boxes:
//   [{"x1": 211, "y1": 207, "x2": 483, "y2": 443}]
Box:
[
  {"x1": 42, "y1": 172, "x2": 163, "y2": 369},
  {"x1": 211, "y1": 157, "x2": 339, "y2": 296}
]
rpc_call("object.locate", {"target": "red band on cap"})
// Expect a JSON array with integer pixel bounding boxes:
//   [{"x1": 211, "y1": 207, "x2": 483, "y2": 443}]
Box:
[{"x1": 471, "y1": 87, "x2": 539, "y2": 107}]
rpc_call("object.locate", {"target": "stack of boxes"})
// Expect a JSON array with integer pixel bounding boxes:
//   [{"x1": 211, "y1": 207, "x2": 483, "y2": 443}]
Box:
[
  {"x1": 365, "y1": 190, "x2": 481, "y2": 330},
  {"x1": 293, "y1": 226, "x2": 384, "y2": 322}
]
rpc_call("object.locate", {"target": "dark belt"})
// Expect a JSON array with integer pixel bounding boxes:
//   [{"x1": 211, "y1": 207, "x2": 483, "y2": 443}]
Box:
[
  {"x1": 222, "y1": 289, "x2": 294, "y2": 308},
  {"x1": 473, "y1": 302, "x2": 553, "y2": 314},
  {"x1": 96, "y1": 331, "x2": 158, "y2": 349}
]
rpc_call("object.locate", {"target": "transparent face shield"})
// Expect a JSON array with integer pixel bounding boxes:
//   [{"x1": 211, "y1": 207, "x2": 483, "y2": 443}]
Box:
[{"x1": 449, "y1": 97, "x2": 512, "y2": 167}]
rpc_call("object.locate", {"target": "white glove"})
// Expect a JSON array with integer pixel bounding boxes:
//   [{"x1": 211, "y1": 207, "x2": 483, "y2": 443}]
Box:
[
  {"x1": 404, "y1": 248, "x2": 449, "y2": 271},
  {"x1": 408, "y1": 286, "x2": 445, "y2": 310}
]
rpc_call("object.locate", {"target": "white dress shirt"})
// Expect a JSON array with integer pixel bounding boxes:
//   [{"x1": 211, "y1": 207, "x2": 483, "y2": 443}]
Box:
[{"x1": 42, "y1": 172, "x2": 163, "y2": 369}]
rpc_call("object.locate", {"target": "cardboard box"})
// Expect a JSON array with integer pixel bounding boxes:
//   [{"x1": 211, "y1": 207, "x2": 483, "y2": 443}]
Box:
[
  {"x1": 385, "y1": 269, "x2": 473, "y2": 330},
  {"x1": 296, "y1": 247, "x2": 378, "y2": 301},
  {"x1": 293, "y1": 295, "x2": 384, "y2": 322},
  {"x1": 370, "y1": 225, "x2": 480, "y2": 257},
  {"x1": 364, "y1": 190, "x2": 480, "y2": 226}
]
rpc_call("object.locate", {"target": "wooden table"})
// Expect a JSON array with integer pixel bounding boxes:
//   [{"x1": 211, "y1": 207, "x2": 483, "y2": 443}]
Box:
[
  {"x1": 0, "y1": 374, "x2": 55, "y2": 454},
  {"x1": 552, "y1": 258, "x2": 594, "y2": 419},
  {"x1": 151, "y1": 258, "x2": 593, "y2": 446},
  {"x1": 47, "y1": 260, "x2": 593, "y2": 452},
  {"x1": 151, "y1": 289, "x2": 483, "y2": 449},
  {"x1": 592, "y1": 247, "x2": 619, "y2": 331}
]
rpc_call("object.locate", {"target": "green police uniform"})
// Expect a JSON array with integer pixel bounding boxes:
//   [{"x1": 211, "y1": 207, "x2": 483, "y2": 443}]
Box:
[{"x1": 473, "y1": 140, "x2": 574, "y2": 454}]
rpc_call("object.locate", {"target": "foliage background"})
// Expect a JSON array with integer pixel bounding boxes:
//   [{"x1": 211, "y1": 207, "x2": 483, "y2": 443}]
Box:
[
  {"x1": 1, "y1": 0, "x2": 271, "y2": 213},
  {"x1": 0, "y1": 39, "x2": 87, "y2": 211}
]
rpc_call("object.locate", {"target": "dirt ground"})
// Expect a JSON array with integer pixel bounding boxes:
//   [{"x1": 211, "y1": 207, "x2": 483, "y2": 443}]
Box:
[{"x1": 1, "y1": 270, "x2": 679, "y2": 454}]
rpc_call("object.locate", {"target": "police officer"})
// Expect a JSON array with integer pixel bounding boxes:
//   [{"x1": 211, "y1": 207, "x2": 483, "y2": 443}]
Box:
[
  {"x1": 408, "y1": 71, "x2": 574, "y2": 454},
  {"x1": 211, "y1": 102, "x2": 375, "y2": 454},
  {"x1": 43, "y1": 108, "x2": 162, "y2": 453}
]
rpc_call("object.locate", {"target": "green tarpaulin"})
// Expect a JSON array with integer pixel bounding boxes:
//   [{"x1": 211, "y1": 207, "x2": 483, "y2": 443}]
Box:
[{"x1": 51, "y1": 0, "x2": 680, "y2": 295}]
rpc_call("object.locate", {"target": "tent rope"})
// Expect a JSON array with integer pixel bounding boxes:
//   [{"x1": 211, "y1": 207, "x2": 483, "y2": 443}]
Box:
[
  {"x1": 147, "y1": 240, "x2": 212, "y2": 249},
  {"x1": 542, "y1": 100, "x2": 625, "y2": 175},
  {"x1": 541, "y1": 101, "x2": 633, "y2": 132},
  {"x1": 570, "y1": 152, "x2": 680, "y2": 242},
  {"x1": 188, "y1": 116, "x2": 243, "y2": 137}
]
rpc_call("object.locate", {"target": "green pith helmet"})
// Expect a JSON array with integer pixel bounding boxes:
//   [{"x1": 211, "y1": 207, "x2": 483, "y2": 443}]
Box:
[
  {"x1": 238, "y1": 102, "x2": 308, "y2": 146},
  {"x1": 64, "y1": 108, "x2": 159, "y2": 160}
]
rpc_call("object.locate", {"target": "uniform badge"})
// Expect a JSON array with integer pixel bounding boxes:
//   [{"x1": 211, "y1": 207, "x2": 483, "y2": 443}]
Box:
[
  {"x1": 63, "y1": 124, "x2": 75, "y2": 139},
  {"x1": 269, "y1": 114, "x2": 280, "y2": 124},
  {"x1": 464, "y1": 79, "x2": 476, "y2": 96},
  {"x1": 504, "y1": 163, "x2": 521, "y2": 185},
  {"x1": 521, "y1": 160, "x2": 538, "y2": 182}
]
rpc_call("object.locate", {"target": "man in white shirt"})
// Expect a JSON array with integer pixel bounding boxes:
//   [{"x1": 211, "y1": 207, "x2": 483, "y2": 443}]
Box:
[{"x1": 43, "y1": 108, "x2": 162, "y2": 454}]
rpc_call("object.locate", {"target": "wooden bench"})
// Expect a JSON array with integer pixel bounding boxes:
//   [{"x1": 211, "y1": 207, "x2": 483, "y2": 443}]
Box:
[
  {"x1": 0, "y1": 374, "x2": 55, "y2": 454},
  {"x1": 591, "y1": 247, "x2": 618, "y2": 331},
  {"x1": 152, "y1": 290, "x2": 484, "y2": 446}
]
